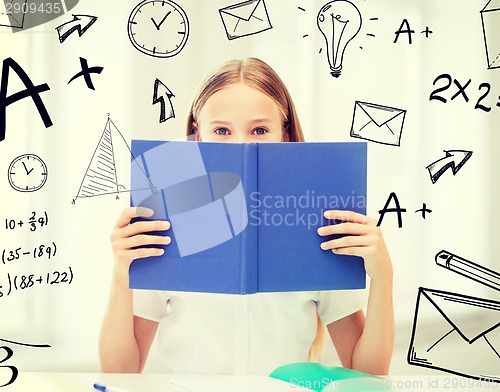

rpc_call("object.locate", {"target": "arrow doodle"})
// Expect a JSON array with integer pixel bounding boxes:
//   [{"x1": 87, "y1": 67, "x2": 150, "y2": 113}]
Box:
[
  {"x1": 55, "y1": 14, "x2": 98, "y2": 44},
  {"x1": 426, "y1": 150, "x2": 473, "y2": 184},
  {"x1": 152, "y1": 78, "x2": 175, "y2": 123}
]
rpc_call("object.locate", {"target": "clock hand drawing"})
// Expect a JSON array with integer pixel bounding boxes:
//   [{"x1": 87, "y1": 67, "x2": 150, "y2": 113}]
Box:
[
  {"x1": 151, "y1": 11, "x2": 171, "y2": 30},
  {"x1": 22, "y1": 161, "x2": 34, "y2": 175}
]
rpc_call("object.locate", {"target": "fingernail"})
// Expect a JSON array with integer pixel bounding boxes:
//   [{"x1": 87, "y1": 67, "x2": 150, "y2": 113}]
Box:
[{"x1": 137, "y1": 206, "x2": 154, "y2": 217}]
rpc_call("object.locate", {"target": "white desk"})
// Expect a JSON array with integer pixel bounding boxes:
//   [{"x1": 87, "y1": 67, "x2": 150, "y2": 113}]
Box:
[{"x1": 4, "y1": 372, "x2": 500, "y2": 392}]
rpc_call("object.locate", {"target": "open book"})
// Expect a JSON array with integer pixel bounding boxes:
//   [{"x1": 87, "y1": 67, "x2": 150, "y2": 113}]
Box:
[{"x1": 129, "y1": 141, "x2": 367, "y2": 294}]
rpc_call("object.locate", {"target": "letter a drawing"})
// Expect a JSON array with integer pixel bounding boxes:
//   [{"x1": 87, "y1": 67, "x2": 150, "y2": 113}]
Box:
[{"x1": 0, "y1": 57, "x2": 52, "y2": 142}]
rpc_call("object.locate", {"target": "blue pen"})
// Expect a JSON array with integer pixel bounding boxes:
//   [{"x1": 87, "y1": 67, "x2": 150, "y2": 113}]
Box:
[{"x1": 93, "y1": 383, "x2": 130, "y2": 392}]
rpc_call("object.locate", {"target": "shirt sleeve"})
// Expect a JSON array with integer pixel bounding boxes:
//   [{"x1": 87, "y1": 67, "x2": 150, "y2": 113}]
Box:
[
  {"x1": 316, "y1": 288, "x2": 369, "y2": 325},
  {"x1": 133, "y1": 289, "x2": 169, "y2": 322}
]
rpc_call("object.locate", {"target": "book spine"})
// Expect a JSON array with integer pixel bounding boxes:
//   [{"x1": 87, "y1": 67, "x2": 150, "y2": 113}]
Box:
[{"x1": 241, "y1": 143, "x2": 258, "y2": 294}]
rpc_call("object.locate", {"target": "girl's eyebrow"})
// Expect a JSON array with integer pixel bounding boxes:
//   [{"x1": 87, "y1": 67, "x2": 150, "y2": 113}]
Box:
[
  {"x1": 208, "y1": 120, "x2": 232, "y2": 126},
  {"x1": 208, "y1": 118, "x2": 273, "y2": 126},
  {"x1": 248, "y1": 117, "x2": 273, "y2": 125}
]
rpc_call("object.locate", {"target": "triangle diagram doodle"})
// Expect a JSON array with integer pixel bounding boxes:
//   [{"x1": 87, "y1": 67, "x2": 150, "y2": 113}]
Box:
[{"x1": 72, "y1": 115, "x2": 155, "y2": 204}]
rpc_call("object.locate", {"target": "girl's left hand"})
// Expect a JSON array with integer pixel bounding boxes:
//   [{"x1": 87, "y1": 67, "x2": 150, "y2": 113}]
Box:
[{"x1": 317, "y1": 209, "x2": 392, "y2": 283}]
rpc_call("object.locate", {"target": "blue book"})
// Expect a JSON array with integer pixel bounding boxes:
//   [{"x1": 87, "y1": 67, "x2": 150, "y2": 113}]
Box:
[{"x1": 129, "y1": 141, "x2": 367, "y2": 294}]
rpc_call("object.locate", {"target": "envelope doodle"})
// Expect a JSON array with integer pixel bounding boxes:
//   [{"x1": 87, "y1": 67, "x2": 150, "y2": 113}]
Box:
[
  {"x1": 350, "y1": 101, "x2": 406, "y2": 146},
  {"x1": 408, "y1": 287, "x2": 500, "y2": 382},
  {"x1": 219, "y1": 0, "x2": 272, "y2": 40}
]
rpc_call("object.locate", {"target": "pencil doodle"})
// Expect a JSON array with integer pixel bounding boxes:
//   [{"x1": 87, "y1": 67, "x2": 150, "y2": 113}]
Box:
[
  {"x1": 426, "y1": 150, "x2": 472, "y2": 184},
  {"x1": 420, "y1": 26, "x2": 433, "y2": 38},
  {"x1": 0, "y1": 338, "x2": 50, "y2": 348},
  {"x1": 219, "y1": 0, "x2": 272, "y2": 41},
  {"x1": 377, "y1": 193, "x2": 433, "y2": 228},
  {"x1": 429, "y1": 73, "x2": 500, "y2": 113},
  {"x1": 2, "y1": 0, "x2": 80, "y2": 33},
  {"x1": 4, "y1": 211, "x2": 49, "y2": 233},
  {"x1": 7, "y1": 154, "x2": 48, "y2": 192},
  {"x1": 55, "y1": 14, "x2": 97, "y2": 43},
  {"x1": 393, "y1": 18, "x2": 413, "y2": 44},
  {"x1": 0, "y1": 338, "x2": 50, "y2": 387},
  {"x1": 127, "y1": 0, "x2": 189, "y2": 58},
  {"x1": 1, "y1": 242, "x2": 57, "y2": 265},
  {"x1": 317, "y1": 1, "x2": 361, "y2": 77},
  {"x1": 350, "y1": 101, "x2": 406, "y2": 146},
  {"x1": 72, "y1": 115, "x2": 149, "y2": 204},
  {"x1": 153, "y1": 78, "x2": 175, "y2": 123},
  {"x1": 408, "y1": 287, "x2": 500, "y2": 383},
  {"x1": 435, "y1": 250, "x2": 500, "y2": 292},
  {"x1": 359, "y1": 17, "x2": 378, "y2": 49},
  {"x1": 1, "y1": 267, "x2": 73, "y2": 298},
  {"x1": 481, "y1": 0, "x2": 500, "y2": 70},
  {"x1": 0, "y1": 57, "x2": 52, "y2": 143},
  {"x1": 393, "y1": 19, "x2": 433, "y2": 44},
  {"x1": 299, "y1": 5, "x2": 376, "y2": 52},
  {"x1": 376, "y1": 192, "x2": 407, "y2": 228},
  {"x1": 73, "y1": 116, "x2": 125, "y2": 203},
  {"x1": 414, "y1": 203, "x2": 432, "y2": 219},
  {"x1": 67, "y1": 57, "x2": 103, "y2": 90},
  {"x1": 0, "y1": 0, "x2": 27, "y2": 29}
]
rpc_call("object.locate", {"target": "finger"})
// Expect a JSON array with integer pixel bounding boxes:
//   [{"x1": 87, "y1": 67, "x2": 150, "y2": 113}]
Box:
[
  {"x1": 110, "y1": 220, "x2": 170, "y2": 245},
  {"x1": 126, "y1": 234, "x2": 171, "y2": 249},
  {"x1": 320, "y1": 235, "x2": 372, "y2": 251},
  {"x1": 112, "y1": 233, "x2": 171, "y2": 253},
  {"x1": 114, "y1": 207, "x2": 154, "y2": 229},
  {"x1": 121, "y1": 219, "x2": 170, "y2": 238},
  {"x1": 317, "y1": 222, "x2": 371, "y2": 237},
  {"x1": 324, "y1": 210, "x2": 376, "y2": 226},
  {"x1": 330, "y1": 246, "x2": 368, "y2": 257},
  {"x1": 125, "y1": 247, "x2": 165, "y2": 260}
]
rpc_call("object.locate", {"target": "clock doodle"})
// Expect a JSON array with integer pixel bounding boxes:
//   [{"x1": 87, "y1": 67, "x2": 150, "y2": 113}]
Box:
[
  {"x1": 127, "y1": 0, "x2": 190, "y2": 58},
  {"x1": 8, "y1": 154, "x2": 48, "y2": 192}
]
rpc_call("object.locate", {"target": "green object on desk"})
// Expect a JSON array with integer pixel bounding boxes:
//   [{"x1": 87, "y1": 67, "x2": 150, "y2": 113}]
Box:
[{"x1": 269, "y1": 362, "x2": 392, "y2": 391}]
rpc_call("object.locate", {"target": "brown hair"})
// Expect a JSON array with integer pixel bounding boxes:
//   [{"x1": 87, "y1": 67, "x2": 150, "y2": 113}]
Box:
[{"x1": 186, "y1": 57, "x2": 305, "y2": 142}]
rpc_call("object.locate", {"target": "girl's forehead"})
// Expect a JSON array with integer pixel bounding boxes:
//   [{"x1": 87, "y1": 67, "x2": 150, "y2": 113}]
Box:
[
  {"x1": 199, "y1": 83, "x2": 282, "y2": 120},
  {"x1": 211, "y1": 82, "x2": 265, "y2": 99}
]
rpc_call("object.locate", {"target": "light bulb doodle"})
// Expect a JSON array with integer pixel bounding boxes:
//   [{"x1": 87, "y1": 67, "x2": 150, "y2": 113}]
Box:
[{"x1": 317, "y1": 1, "x2": 362, "y2": 77}]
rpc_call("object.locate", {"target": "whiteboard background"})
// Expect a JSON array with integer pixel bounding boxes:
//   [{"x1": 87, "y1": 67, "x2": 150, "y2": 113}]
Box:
[{"x1": 0, "y1": 0, "x2": 499, "y2": 376}]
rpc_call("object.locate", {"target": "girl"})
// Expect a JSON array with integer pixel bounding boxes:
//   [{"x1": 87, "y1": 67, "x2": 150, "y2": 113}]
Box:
[{"x1": 99, "y1": 57, "x2": 394, "y2": 375}]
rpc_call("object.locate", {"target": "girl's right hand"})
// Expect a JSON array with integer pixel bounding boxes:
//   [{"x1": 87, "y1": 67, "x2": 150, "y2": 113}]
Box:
[{"x1": 110, "y1": 207, "x2": 171, "y2": 280}]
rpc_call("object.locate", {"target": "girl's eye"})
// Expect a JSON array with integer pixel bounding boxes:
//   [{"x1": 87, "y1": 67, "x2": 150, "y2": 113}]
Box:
[
  {"x1": 214, "y1": 128, "x2": 230, "y2": 135},
  {"x1": 252, "y1": 127, "x2": 268, "y2": 135}
]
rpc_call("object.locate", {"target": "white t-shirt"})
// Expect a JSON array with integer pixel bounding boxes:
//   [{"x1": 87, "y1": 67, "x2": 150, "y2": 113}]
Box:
[{"x1": 133, "y1": 289, "x2": 368, "y2": 375}]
